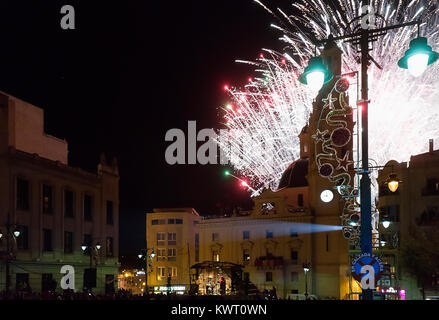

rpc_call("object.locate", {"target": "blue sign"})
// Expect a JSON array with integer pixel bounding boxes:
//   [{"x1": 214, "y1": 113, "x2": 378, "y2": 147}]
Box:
[{"x1": 351, "y1": 253, "x2": 384, "y2": 284}]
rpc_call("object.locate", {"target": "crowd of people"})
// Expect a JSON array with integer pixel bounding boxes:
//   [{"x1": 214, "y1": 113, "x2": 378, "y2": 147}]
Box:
[{"x1": 0, "y1": 288, "x2": 281, "y2": 300}]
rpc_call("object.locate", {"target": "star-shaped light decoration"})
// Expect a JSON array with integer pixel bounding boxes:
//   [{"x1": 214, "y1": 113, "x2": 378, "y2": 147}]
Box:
[
  {"x1": 312, "y1": 129, "x2": 328, "y2": 143},
  {"x1": 322, "y1": 96, "x2": 337, "y2": 110},
  {"x1": 336, "y1": 151, "x2": 354, "y2": 172}
]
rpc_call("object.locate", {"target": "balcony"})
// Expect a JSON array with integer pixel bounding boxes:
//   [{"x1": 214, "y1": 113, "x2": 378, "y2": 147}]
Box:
[{"x1": 254, "y1": 256, "x2": 284, "y2": 269}]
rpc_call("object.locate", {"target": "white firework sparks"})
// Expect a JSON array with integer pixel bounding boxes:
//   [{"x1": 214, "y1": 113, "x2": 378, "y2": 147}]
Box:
[{"x1": 219, "y1": 0, "x2": 439, "y2": 197}]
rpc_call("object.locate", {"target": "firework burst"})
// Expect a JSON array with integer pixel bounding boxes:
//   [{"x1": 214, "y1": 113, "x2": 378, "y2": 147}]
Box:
[{"x1": 219, "y1": 0, "x2": 439, "y2": 197}]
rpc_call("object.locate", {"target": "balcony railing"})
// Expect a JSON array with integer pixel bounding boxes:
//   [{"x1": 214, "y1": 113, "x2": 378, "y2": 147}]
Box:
[{"x1": 254, "y1": 256, "x2": 284, "y2": 269}]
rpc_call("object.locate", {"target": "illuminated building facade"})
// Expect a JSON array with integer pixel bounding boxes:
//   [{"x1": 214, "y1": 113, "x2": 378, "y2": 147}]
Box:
[
  {"x1": 376, "y1": 139, "x2": 439, "y2": 300},
  {"x1": 0, "y1": 92, "x2": 120, "y2": 294},
  {"x1": 145, "y1": 208, "x2": 201, "y2": 294}
]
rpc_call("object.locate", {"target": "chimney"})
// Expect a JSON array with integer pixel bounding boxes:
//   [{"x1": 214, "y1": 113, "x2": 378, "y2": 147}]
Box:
[{"x1": 429, "y1": 139, "x2": 434, "y2": 153}]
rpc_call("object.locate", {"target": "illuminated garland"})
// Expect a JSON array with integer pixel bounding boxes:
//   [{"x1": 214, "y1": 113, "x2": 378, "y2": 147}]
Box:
[{"x1": 312, "y1": 78, "x2": 360, "y2": 244}]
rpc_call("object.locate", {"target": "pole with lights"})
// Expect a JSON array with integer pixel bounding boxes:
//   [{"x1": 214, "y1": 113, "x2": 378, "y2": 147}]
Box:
[
  {"x1": 81, "y1": 241, "x2": 101, "y2": 293},
  {"x1": 0, "y1": 214, "x2": 21, "y2": 294},
  {"x1": 303, "y1": 262, "x2": 311, "y2": 300},
  {"x1": 298, "y1": 2, "x2": 438, "y2": 300},
  {"x1": 138, "y1": 248, "x2": 155, "y2": 294}
]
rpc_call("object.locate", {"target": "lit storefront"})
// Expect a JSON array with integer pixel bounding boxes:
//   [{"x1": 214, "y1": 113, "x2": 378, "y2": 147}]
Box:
[{"x1": 153, "y1": 285, "x2": 187, "y2": 294}]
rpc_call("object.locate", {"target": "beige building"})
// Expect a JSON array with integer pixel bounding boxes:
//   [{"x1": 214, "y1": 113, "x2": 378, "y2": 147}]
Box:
[
  {"x1": 376, "y1": 139, "x2": 439, "y2": 300},
  {"x1": 145, "y1": 208, "x2": 201, "y2": 294},
  {"x1": 0, "y1": 91, "x2": 120, "y2": 294}
]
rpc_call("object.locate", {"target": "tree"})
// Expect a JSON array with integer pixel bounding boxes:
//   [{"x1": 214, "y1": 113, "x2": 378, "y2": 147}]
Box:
[{"x1": 398, "y1": 225, "x2": 439, "y2": 299}]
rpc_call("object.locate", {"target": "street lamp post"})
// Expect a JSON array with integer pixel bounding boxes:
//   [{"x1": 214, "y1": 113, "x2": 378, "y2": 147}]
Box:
[
  {"x1": 81, "y1": 242, "x2": 101, "y2": 293},
  {"x1": 299, "y1": 2, "x2": 438, "y2": 300},
  {"x1": 303, "y1": 263, "x2": 311, "y2": 300},
  {"x1": 0, "y1": 215, "x2": 21, "y2": 295},
  {"x1": 138, "y1": 248, "x2": 155, "y2": 295}
]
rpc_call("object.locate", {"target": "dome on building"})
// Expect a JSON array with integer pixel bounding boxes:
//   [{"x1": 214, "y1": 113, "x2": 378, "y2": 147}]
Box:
[{"x1": 277, "y1": 158, "x2": 309, "y2": 190}]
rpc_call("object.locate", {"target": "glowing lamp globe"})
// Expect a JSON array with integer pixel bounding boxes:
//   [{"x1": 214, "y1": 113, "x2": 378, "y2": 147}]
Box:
[
  {"x1": 299, "y1": 56, "x2": 333, "y2": 92},
  {"x1": 95, "y1": 243, "x2": 101, "y2": 250},
  {"x1": 382, "y1": 220, "x2": 391, "y2": 229},
  {"x1": 306, "y1": 71, "x2": 325, "y2": 92},
  {"x1": 0, "y1": 230, "x2": 3, "y2": 239},
  {"x1": 13, "y1": 230, "x2": 20, "y2": 237},
  {"x1": 138, "y1": 254, "x2": 143, "y2": 259},
  {"x1": 398, "y1": 37, "x2": 439, "y2": 77},
  {"x1": 407, "y1": 53, "x2": 429, "y2": 77},
  {"x1": 150, "y1": 251, "x2": 156, "y2": 258},
  {"x1": 387, "y1": 174, "x2": 400, "y2": 192}
]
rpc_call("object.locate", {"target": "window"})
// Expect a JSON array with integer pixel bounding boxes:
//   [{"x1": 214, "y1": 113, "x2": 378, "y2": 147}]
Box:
[
  {"x1": 106, "y1": 237, "x2": 114, "y2": 257},
  {"x1": 64, "y1": 231, "x2": 73, "y2": 254},
  {"x1": 84, "y1": 195, "x2": 93, "y2": 221},
  {"x1": 326, "y1": 234, "x2": 329, "y2": 252},
  {"x1": 152, "y1": 219, "x2": 166, "y2": 225},
  {"x1": 168, "y1": 233, "x2": 176, "y2": 245},
  {"x1": 266, "y1": 231, "x2": 273, "y2": 239},
  {"x1": 195, "y1": 233, "x2": 199, "y2": 262},
  {"x1": 243, "y1": 231, "x2": 250, "y2": 240},
  {"x1": 298, "y1": 194, "x2": 304, "y2": 207},
  {"x1": 157, "y1": 267, "x2": 166, "y2": 280},
  {"x1": 17, "y1": 178, "x2": 30, "y2": 210},
  {"x1": 168, "y1": 267, "x2": 177, "y2": 278},
  {"x1": 64, "y1": 190, "x2": 74, "y2": 217},
  {"x1": 266, "y1": 272, "x2": 273, "y2": 282},
  {"x1": 212, "y1": 250, "x2": 220, "y2": 262},
  {"x1": 176, "y1": 218, "x2": 183, "y2": 224},
  {"x1": 212, "y1": 233, "x2": 219, "y2": 242},
  {"x1": 168, "y1": 248, "x2": 176, "y2": 261},
  {"x1": 291, "y1": 289, "x2": 299, "y2": 294},
  {"x1": 243, "y1": 272, "x2": 250, "y2": 282},
  {"x1": 243, "y1": 249, "x2": 250, "y2": 262},
  {"x1": 42, "y1": 185, "x2": 53, "y2": 214},
  {"x1": 266, "y1": 248, "x2": 273, "y2": 257},
  {"x1": 16, "y1": 225, "x2": 29, "y2": 250},
  {"x1": 168, "y1": 219, "x2": 175, "y2": 224},
  {"x1": 291, "y1": 250, "x2": 298, "y2": 263},
  {"x1": 424, "y1": 178, "x2": 439, "y2": 195},
  {"x1": 106, "y1": 201, "x2": 114, "y2": 225},
  {"x1": 43, "y1": 229, "x2": 53, "y2": 252},
  {"x1": 291, "y1": 272, "x2": 299, "y2": 282},
  {"x1": 157, "y1": 248, "x2": 166, "y2": 261},
  {"x1": 290, "y1": 229, "x2": 298, "y2": 237},
  {"x1": 156, "y1": 233, "x2": 165, "y2": 246}
]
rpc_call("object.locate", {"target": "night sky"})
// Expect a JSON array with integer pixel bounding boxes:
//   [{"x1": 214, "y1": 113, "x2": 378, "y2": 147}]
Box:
[{"x1": 0, "y1": 0, "x2": 296, "y2": 260}]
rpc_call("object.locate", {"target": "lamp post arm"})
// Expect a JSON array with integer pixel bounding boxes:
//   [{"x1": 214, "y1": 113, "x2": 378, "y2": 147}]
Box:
[{"x1": 314, "y1": 20, "x2": 421, "y2": 46}]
